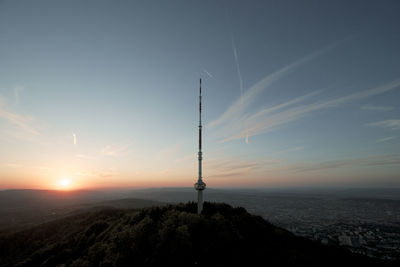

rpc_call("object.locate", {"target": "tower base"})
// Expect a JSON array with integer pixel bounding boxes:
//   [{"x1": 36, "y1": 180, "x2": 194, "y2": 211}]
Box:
[
  {"x1": 194, "y1": 180, "x2": 206, "y2": 214},
  {"x1": 197, "y1": 190, "x2": 203, "y2": 214}
]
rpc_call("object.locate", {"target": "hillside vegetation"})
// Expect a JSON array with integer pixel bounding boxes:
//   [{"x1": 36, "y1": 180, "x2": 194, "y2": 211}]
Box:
[
  {"x1": 0, "y1": 202, "x2": 390, "y2": 267},
  {"x1": 0, "y1": 189, "x2": 161, "y2": 233}
]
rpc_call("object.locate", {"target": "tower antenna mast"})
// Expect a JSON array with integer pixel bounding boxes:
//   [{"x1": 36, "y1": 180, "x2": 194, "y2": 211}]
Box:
[{"x1": 195, "y1": 78, "x2": 206, "y2": 214}]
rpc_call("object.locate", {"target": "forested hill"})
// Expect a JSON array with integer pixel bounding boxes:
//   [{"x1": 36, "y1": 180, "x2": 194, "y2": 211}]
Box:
[{"x1": 0, "y1": 202, "x2": 392, "y2": 267}]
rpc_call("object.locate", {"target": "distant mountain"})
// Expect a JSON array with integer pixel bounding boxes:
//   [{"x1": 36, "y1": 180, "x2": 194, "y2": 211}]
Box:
[
  {"x1": 0, "y1": 202, "x2": 392, "y2": 267},
  {"x1": 0, "y1": 190, "x2": 162, "y2": 233}
]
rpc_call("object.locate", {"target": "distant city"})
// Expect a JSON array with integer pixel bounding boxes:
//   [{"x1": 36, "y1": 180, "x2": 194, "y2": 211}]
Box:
[
  {"x1": 127, "y1": 188, "x2": 400, "y2": 260},
  {"x1": 248, "y1": 194, "x2": 400, "y2": 260},
  {"x1": 0, "y1": 187, "x2": 399, "y2": 261}
]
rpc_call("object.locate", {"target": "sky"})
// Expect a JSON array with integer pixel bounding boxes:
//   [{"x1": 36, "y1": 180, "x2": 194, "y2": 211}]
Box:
[{"x1": 0, "y1": 0, "x2": 399, "y2": 190}]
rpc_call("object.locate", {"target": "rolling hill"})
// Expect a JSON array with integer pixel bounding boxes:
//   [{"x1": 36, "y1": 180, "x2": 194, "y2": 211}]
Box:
[
  {"x1": 0, "y1": 202, "x2": 392, "y2": 267},
  {"x1": 0, "y1": 190, "x2": 162, "y2": 233}
]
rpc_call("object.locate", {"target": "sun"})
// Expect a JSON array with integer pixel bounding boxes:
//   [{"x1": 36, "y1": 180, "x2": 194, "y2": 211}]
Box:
[{"x1": 59, "y1": 177, "x2": 71, "y2": 188}]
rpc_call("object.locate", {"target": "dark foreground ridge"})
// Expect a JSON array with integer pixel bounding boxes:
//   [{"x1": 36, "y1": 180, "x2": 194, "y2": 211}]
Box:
[{"x1": 0, "y1": 202, "x2": 394, "y2": 267}]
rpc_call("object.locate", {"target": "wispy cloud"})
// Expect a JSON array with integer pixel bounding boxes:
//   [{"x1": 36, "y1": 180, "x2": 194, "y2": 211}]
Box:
[
  {"x1": 377, "y1": 136, "x2": 395, "y2": 143},
  {"x1": 203, "y1": 69, "x2": 213, "y2": 78},
  {"x1": 75, "y1": 154, "x2": 95, "y2": 159},
  {"x1": 208, "y1": 42, "x2": 340, "y2": 130},
  {"x1": 0, "y1": 96, "x2": 40, "y2": 135},
  {"x1": 361, "y1": 105, "x2": 395, "y2": 112},
  {"x1": 366, "y1": 119, "x2": 400, "y2": 130},
  {"x1": 97, "y1": 170, "x2": 118, "y2": 178},
  {"x1": 13, "y1": 86, "x2": 23, "y2": 104},
  {"x1": 101, "y1": 142, "x2": 134, "y2": 156},
  {"x1": 205, "y1": 158, "x2": 271, "y2": 178},
  {"x1": 72, "y1": 133, "x2": 77, "y2": 145},
  {"x1": 288, "y1": 154, "x2": 400, "y2": 173},
  {"x1": 206, "y1": 158, "x2": 282, "y2": 178},
  {"x1": 156, "y1": 143, "x2": 182, "y2": 160},
  {"x1": 219, "y1": 79, "x2": 400, "y2": 142},
  {"x1": 277, "y1": 146, "x2": 304, "y2": 154},
  {"x1": 231, "y1": 33, "x2": 250, "y2": 143},
  {"x1": 231, "y1": 36, "x2": 243, "y2": 97},
  {"x1": 4, "y1": 163, "x2": 23, "y2": 168},
  {"x1": 246, "y1": 90, "x2": 323, "y2": 124},
  {"x1": 76, "y1": 169, "x2": 119, "y2": 178},
  {"x1": 175, "y1": 153, "x2": 197, "y2": 163}
]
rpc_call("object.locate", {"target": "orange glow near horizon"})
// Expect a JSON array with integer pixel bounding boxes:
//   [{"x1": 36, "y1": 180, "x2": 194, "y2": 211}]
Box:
[
  {"x1": 59, "y1": 177, "x2": 71, "y2": 189},
  {"x1": 1, "y1": 164, "x2": 399, "y2": 190}
]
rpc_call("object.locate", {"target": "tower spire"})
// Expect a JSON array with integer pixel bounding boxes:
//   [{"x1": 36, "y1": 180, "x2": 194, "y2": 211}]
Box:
[{"x1": 195, "y1": 78, "x2": 206, "y2": 214}]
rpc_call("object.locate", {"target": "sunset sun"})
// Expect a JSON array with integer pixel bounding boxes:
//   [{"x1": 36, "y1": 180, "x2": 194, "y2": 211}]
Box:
[{"x1": 59, "y1": 178, "x2": 71, "y2": 189}]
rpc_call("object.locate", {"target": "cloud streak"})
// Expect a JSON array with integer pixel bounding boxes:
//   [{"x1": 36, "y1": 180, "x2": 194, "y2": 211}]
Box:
[
  {"x1": 5, "y1": 163, "x2": 23, "y2": 168},
  {"x1": 0, "y1": 96, "x2": 39, "y2": 135},
  {"x1": 76, "y1": 169, "x2": 119, "y2": 178},
  {"x1": 277, "y1": 146, "x2": 304, "y2": 154},
  {"x1": 231, "y1": 36, "x2": 243, "y2": 97},
  {"x1": 366, "y1": 119, "x2": 400, "y2": 130},
  {"x1": 203, "y1": 69, "x2": 213, "y2": 78},
  {"x1": 220, "y1": 79, "x2": 400, "y2": 142},
  {"x1": 289, "y1": 154, "x2": 400, "y2": 173},
  {"x1": 377, "y1": 136, "x2": 395, "y2": 143},
  {"x1": 13, "y1": 86, "x2": 23, "y2": 104},
  {"x1": 205, "y1": 159, "x2": 261, "y2": 178},
  {"x1": 230, "y1": 33, "x2": 249, "y2": 143},
  {"x1": 208, "y1": 42, "x2": 340, "y2": 130},
  {"x1": 361, "y1": 105, "x2": 395, "y2": 112},
  {"x1": 75, "y1": 154, "x2": 94, "y2": 159},
  {"x1": 101, "y1": 142, "x2": 134, "y2": 156}
]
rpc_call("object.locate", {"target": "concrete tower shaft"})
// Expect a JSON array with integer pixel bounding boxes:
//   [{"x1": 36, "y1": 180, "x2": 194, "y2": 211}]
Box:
[{"x1": 194, "y1": 78, "x2": 206, "y2": 214}]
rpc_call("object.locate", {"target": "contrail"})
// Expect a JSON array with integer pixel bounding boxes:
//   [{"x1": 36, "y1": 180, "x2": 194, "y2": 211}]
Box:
[
  {"x1": 208, "y1": 39, "x2": 347, "y2": 130},
  {"x1": 224, "y1": 6, "x2": 248, "y2": 143},
  {"x1": 222, "y1": 78, "x2": 400, "y2": 142},
  {"x1": 14, "y1": 86, "x2": 22, "y2": 104},
  {"x1": 203, "y1": 70, "x2": 213, "y2": 78},
  {"x1": 231, "y1": 37, "x2": 243, "y2": 97},
  {"x1": 73, "y1": 133, "x2": 77, "y2": 145},
  {"x1": 231, "y1": 32, "x2": 248, "y2": 143}
]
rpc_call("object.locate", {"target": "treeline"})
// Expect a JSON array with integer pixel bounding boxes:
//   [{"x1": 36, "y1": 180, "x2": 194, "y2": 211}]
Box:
[{"x1": 0, "y1": 202, "x2": 392, "y2": 266}]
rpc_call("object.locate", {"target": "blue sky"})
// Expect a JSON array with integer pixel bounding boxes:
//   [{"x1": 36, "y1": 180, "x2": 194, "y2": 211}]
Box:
[{"x1": 0, "y1": 0, "x2": 399, "y2": 189}]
